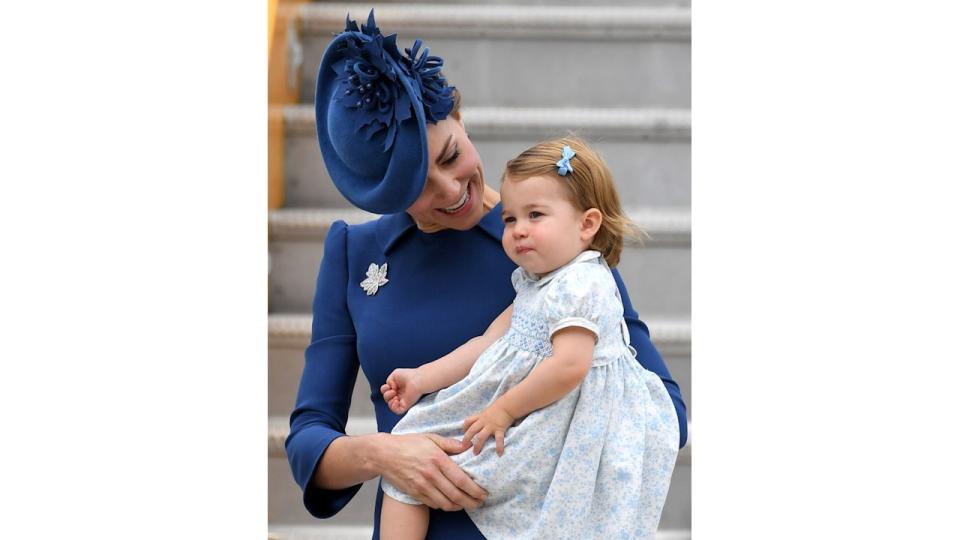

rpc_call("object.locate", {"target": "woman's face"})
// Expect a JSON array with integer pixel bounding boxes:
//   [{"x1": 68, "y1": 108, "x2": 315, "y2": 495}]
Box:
[{"x1": 405, "y1": 115, "x2": 487, "y2": 230}]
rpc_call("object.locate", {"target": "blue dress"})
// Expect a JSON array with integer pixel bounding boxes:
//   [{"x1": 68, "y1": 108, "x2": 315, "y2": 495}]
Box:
[
  {"x1": 285, "y1": 203, "x2": 687, "y2": 539},
  {"x1": 382, "y1": 250, "x2": 679, "y2": 539}
]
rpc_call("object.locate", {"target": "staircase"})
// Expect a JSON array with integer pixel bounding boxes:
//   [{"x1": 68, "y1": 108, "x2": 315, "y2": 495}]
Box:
[{"x1": 268, "y1": 2, "x2": 691, "y2": 538}]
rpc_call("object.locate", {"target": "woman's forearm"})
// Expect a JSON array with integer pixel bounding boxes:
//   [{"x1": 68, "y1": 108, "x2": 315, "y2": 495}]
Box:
[{"x1": 312, "y1": 432, "x2": 387, "y2": 490}]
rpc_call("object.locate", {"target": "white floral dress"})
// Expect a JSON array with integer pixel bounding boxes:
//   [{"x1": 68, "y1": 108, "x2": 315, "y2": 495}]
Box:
[{"x1": 382, "y1": 250, "x2": 680, "y2": 539}]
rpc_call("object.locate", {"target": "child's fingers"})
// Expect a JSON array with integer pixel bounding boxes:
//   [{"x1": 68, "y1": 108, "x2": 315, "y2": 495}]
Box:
[
  {"x1": 495, "y1": 431, "x2": 505, "y2": 456},
  {"x1": 389, "y1": 396, "x2": 405, "y2": 414},
  {"x1": 382, "y1": 388, "x2": 395, "y2": 400},
  {"x1": 473, "y1": 427, "x2": 491, "y2": 455},
  {"x1": 463, "y1": 415, "x2": 477, "y2": 431},
  {"x1": 462, "y1": 420, "x2": 482, "y2": 447}
]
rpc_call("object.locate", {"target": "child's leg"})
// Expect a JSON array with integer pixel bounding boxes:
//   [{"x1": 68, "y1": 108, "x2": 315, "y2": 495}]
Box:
[{"x1": 380, "y1": 495, "x2": 429, "y2": 540}]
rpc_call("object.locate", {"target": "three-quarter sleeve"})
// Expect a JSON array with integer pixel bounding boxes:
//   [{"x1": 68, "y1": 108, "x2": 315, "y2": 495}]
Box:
[
  {"x1": 610, "y1": 267, "x2": 688, "y2": 448},
  {"x1": 285, "y1": 220, "x2": 364, "y2": 518}
]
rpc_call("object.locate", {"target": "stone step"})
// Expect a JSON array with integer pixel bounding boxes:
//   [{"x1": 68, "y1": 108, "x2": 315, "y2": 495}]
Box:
[
  {"x1": 268, "y1": 525, "x2": 691, "y2": 540},
  {"x1": 296, "y1": 4, "x2": 690, "y2": 108},
  {"x1": 269, "y1": 417, "x2": 692, "y2": 528},
  {"x1": 283, "y1": 105, "x2": 690, "y2": 209},
  {"x1": 268, "y1": 313, "x2": 691, "y2": 418},
  {"x1": 268, "y1": 208, "x2": 690, "y2": 316}
]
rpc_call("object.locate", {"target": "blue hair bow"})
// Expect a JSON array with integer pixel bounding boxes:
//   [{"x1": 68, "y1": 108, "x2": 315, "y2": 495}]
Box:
[{"x1": 556, "y1": 145, "x2": 576, "y2": 176}]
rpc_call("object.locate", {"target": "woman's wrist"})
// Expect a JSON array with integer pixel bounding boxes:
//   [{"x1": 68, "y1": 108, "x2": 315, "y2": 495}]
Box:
[
  {"x1": 314, "y1": 432, "x2": 389, "y2": 489},
  {"x1": 356, "y1": 432, "x2": 390, "y2": 478}
]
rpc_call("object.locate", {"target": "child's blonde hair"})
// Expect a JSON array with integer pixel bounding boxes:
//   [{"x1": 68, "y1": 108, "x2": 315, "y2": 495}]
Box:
[{"x1": 501, "y1": 136, "x2": 641, "y2": 268}]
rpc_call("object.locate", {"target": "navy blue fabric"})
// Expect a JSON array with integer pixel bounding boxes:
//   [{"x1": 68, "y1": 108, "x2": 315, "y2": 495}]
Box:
[
  {"x1": 314, "y1": 25, "x2": 431, "y2": 215},
  {"x1": 285, "y1": 202, "x2": 688, "y2": 538}
]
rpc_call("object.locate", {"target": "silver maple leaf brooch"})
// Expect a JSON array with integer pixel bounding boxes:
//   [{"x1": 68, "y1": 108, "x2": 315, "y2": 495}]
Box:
[{"x1": 360, "y1": 262, "x2": 389, "y2": 295}]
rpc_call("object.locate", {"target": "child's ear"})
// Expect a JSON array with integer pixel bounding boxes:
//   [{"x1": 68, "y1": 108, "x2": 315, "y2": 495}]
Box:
[{"x1": 580, "y1": 208, "x2": 602, "y2": 242}]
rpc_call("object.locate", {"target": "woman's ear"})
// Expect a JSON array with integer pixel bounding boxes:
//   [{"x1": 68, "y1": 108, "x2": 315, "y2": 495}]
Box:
[{"x1": 580, "y1": 208, "x2": 603, "y2": 242}]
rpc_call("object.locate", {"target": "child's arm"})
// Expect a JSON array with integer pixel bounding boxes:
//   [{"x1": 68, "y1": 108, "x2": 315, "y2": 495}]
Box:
[
  {"x1": 418, "y1": 303, "x2": 513, "y2": 393},
  {"x1": 381, "y1": 304, "x2": 513, "y2": 413},
  {"x1": 495, "y1": 327, "x2": 594, "y2": 418},
  {"x1": 461, "y1": 326, "x2": 595, "y2": 455}
]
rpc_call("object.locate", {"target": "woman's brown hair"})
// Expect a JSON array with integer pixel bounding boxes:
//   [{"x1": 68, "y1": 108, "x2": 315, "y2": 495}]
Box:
[{"x1": 501, "y1": 136, "x2": 641, "y2": 267}]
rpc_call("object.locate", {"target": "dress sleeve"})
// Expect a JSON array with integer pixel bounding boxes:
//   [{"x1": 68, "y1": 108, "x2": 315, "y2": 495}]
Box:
[
  {"x1": 542, "y1": 264, "x2": 607, "y2": 341},
  {"x1": 610, "y1": 267, "x2": 688, "y2": 448},
  {"x1": 284, "y1": 220, "x2": 364, "y2": 518}
]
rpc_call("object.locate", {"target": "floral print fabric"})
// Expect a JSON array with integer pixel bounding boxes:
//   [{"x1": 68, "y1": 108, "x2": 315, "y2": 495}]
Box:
[{"x1": 382, "y1": 250, "x2": 680, "y2": 539}]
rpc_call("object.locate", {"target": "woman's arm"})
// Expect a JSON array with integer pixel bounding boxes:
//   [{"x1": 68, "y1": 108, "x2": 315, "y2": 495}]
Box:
[
  {"x1": 286, "y1": 221, "x2": 487, "y2": 516},
  {"x1": 610, "y1": 268, "x2": 688, "y2": 448},
  {"x1": 285, "y1": 221, "x2": 366, "y2": 517},
  {"x1": 314, "y1": 431, "x2": 486, "y2": 512}
]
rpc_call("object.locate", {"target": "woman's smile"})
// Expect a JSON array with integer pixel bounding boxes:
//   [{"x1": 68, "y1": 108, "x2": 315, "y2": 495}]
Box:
[{"x1": 438, "y1": 181, "x2": 472, "y2": 215}]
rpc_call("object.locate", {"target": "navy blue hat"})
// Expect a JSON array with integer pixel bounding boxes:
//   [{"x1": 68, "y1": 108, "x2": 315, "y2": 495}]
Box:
[{"x1": 315, "y1": 11, "x2": 456, "y2": 214}]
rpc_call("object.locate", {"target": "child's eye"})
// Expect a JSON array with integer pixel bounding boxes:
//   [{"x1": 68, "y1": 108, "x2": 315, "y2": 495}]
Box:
[
  {"x1": 529, "y1": 211, "x2": 543, "y2": 219},
  {"x1": 503, "y1": 216, "x2": 515, "y2": 224}
]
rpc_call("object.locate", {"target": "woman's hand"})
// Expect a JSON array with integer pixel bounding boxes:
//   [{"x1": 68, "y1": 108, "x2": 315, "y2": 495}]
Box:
[
  {"x1": 376, "y1": 433, "x2": 488, "y2": 511},
  {"x1": 462, "y1": 403, "x2": 516, "y2": 456},
  {"x1": 380, "y1": 368, "x2": 426, "y2": 414}
]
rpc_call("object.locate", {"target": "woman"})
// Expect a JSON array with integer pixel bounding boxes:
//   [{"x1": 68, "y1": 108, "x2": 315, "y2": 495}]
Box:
[{"x1": 285, "y1": 12, "x2": 687, "y2": 539}]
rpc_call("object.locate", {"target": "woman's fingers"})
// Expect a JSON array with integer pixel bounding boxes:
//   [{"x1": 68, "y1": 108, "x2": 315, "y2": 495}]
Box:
[
  {"x1": 436, "y1": 456, "x2": 488, "y2": 503},
  {"x1": 421, "y1": 466, "x2": 476, "y2": 511}
]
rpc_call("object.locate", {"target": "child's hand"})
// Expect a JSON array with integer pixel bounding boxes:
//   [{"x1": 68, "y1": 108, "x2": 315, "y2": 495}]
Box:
[
  {"x1": 462, "y1": 403, "x2": 515, "y2": 457},
  {"x1": 380, "y1": 368, "x2": 425, "y2": 415}
]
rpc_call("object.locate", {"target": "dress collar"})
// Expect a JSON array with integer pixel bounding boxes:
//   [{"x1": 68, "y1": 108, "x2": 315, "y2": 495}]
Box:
[
  {"x1": 516, "y1": 250, "x2": 603, "y2": 289},
  {"x1": 376, "y1": 201, "x2": 505, "y2": 254}
]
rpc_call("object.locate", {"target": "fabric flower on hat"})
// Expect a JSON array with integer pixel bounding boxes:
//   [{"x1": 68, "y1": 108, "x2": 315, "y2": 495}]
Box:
[
  {"x1": 402, "y1": 40, "x2": 455, "y2": 123},
  {"x1": 330, "y1": 12, "x2": 412, "y2": 151},
  {"x1": 329, "y1": 11, "x2": 454, "y2": 153}
]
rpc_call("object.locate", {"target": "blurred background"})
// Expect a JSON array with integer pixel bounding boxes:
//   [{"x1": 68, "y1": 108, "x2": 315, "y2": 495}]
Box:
[{"x1": 267, "y1": 1, "x2": 691, "y2": 538}]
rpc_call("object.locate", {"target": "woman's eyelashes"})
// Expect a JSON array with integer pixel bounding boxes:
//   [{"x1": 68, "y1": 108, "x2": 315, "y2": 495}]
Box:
[{"x1": 441, "y1": 144, "x2": 460, "y2": 166}]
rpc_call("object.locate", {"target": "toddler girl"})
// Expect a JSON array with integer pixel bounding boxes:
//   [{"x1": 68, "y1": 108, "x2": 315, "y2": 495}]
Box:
[{"x1": 379, "y1": 136, "x2": 680, "y2": 539}]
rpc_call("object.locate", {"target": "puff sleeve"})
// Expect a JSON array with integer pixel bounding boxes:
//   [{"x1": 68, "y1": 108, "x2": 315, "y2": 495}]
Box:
[
  {"x1": 284, "y1": 220, "x2": 363, "y2": 518},
  {"x1": 542, "y1": 264, "x2": 609, "y2": 342}
]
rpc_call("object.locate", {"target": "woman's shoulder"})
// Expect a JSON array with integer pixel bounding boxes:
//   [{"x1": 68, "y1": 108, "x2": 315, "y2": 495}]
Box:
[{"x1": 323, "y1": 212, "x2": 412, "y2": 254}]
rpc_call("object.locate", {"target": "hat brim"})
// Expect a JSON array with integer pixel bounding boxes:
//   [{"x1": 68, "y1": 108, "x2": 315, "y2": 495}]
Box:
[{"x1": 315, "y1": 33, "x2": 429, "y2": 215}]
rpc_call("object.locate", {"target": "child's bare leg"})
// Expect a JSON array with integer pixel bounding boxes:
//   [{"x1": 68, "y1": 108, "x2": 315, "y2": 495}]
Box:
[{"x1": 380, "y1": 495, "x2": 429, "y2": 540}]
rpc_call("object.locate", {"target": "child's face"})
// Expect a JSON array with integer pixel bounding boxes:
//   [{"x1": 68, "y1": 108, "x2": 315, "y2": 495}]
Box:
[{"x1": 500, "y1": 175, "x2": 590, "y2": 277}]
